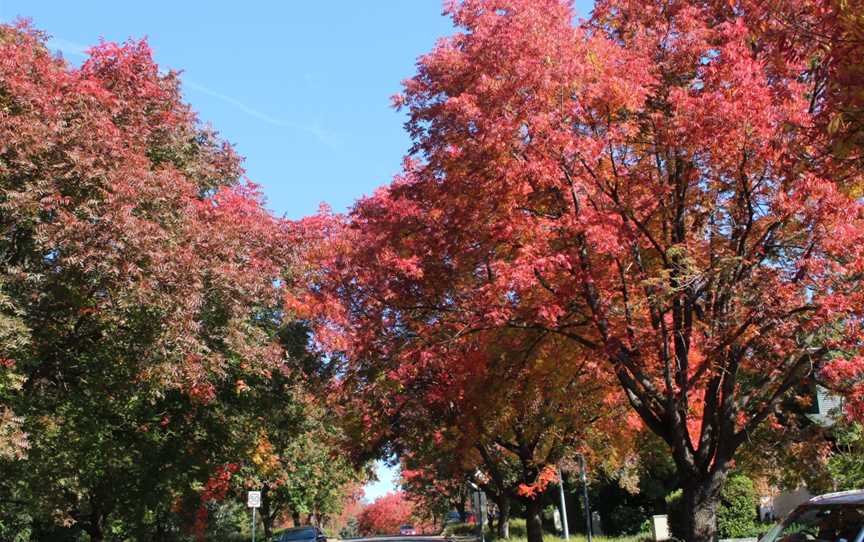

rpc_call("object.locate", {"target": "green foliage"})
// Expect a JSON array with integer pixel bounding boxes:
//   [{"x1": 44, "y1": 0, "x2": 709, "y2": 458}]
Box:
[
  {"x1": 664, "y1": 489, "x2": 686, "y2": 541},
  {"x1": 828, "y1": 422, "x2": 864, "y2": 490},
  {"x1": 340, "y1": 517, "x2": 360, "y2": 539},
  {"x1": 716, "y1": 474, "x2": 759, "y2": 539},
  {"x1": 444, "y1": 522, "x2": 480, "y2": 537}
]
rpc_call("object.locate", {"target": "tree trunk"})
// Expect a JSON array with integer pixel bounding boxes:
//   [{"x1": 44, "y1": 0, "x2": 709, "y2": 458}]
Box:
[
  {"x1": 83, "y1": 502, "x2": 105, "y2": 542},
  {"x1": 497, "y1": 497, "x2": 511, "y2": 539},
  {"x1": 261, "y1": 485, "x2": 274, "y2": 539},
  {"x1": 524, "y1": 498, "x2": 543, "y2": 542},
  {"x1": 681, "y1": 474, "x2": 725, "y2": 542},
  {"x1": 84, "y1": 518, "x2": 104, "y2": 542},
  {"x1": 292, "y1": 510, "x2": 302, "y2": 527},
  {"x1": 457, "y1": 494, "x2": 467, "y2": 522}
]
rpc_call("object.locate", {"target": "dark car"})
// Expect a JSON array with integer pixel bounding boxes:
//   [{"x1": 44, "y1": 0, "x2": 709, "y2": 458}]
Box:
[
  {"x1": 444, "y1": 511, "x2": 462, "y2": 525},
  {"x1": 276, "y1": 526, "x2": 328, "y2": 542},
  {"x1": 759, "y1": 490, "x2": 864, "y2": 542}
]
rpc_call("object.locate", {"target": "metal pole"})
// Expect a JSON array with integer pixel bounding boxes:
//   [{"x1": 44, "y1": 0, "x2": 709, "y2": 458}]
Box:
[
  {"x1": 558, "y1": 467, "x2": 570, "y2": 540},
  {"x1": 578, "y1": 453, "x2": 592, "y2": 542},
  {"x1": 252, "y1": 506, "x2": 257, "y2": 542},
  {"x1": 477, "y1": 489, "x2": 485, "y2": 542}
]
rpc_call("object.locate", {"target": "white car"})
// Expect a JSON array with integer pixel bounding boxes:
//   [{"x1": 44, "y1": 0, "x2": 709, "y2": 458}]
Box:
[{"x1": 760, "y1": 490, "x2": 864, "y2": 542}]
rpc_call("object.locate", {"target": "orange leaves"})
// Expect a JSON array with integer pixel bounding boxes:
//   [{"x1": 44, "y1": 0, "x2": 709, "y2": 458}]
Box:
[
  {"x1": 516, "y1": 464, "x2": 559, "y2": 498},
  {"x1": 251, "y1": 433, "x2": 281, "y2": 476}
]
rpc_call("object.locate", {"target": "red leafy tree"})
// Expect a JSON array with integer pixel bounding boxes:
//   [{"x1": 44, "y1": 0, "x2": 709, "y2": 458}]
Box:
[
  {"x1": 294, "y1": 1, "x2": 864, "y2": 540},
  {"x1": 357, "y1": 492, "x2": 417, "y2": 536}
]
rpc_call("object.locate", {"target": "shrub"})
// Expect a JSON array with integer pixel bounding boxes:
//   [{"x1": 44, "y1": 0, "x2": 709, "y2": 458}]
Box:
[
  {"x1": 608, "y1": 505, "x2": 648, "y2": 536},
  {"x1": 717, "y1": 474, "x2": 759, "y2": 539},
  {"x1": 443, "y1": 522, "x2": 480, "y2": 537},
  {"x1": 664, "y1": 489, "x2": 686, "y2": 540}
]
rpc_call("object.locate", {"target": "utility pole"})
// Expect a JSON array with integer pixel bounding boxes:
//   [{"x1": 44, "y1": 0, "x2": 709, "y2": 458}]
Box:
[
  {"x1": 578, "y1": 453, "x2": 592, "y2": 542},
  {"x1": 558, "y1": 467, "x2": 570, "y2": 540}
]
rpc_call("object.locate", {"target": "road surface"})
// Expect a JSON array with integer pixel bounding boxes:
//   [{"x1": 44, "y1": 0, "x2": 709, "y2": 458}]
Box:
[{"x1": 346, "y1": 537, "x2": 445, "y2": 542}]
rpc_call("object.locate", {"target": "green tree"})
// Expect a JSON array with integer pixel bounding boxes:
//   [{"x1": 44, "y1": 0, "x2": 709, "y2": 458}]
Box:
[
  {"x1": 0, "y1": 24, "x2": 289, "y2": 541},
  {"x1": 828, "y1": 422, "x2": 864, "y2": 491}
]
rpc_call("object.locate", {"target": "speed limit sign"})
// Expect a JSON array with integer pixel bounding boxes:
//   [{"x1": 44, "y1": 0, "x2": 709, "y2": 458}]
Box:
[{"x1": 247, "y1": 491, "x2": 261, "y2": 508}]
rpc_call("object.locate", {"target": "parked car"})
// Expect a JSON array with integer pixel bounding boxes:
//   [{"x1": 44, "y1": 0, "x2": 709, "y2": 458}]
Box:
[
  {"x1": 399, "y1": 524, "x2": 417, "y2": 536},
  {"x1": 759, "y1": 490, "x2": 864, "y2": 542},
  {"x1": 276, "y1": 526, "x2": 328, "y2": 542},
  {"x1": 444, "y1": 511, "x2": 462, "y2": 524}
]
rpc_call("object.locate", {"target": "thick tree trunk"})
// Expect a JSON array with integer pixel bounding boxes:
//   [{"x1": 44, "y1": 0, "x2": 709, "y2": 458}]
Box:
[
  {"x1": 84, "y1": 517, "x2": 104, "y2": 542},
  {"x1": 292, "y1": 510, "x2": 302, "y2": 527},
  {"x1": 524, "y1": 498, "x2": 543, "y2": 542},
  {"x1": 497, "y1": 497, "x2": 511, "y2": 539},
  {"x1": 681, "y1": 473, "x2": 725, "y2": 542},
  {"x1": 83, "y1": 502, "x2": 105, "y2": 542},
  {"x1": 457, "y1": 495, "x2": 467, "y2": 522}
]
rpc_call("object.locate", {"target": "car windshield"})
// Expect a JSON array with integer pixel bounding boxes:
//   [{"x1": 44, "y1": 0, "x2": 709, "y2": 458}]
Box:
[
  {"x1": 401, "y1": 525, "x2": 413, "y2": 529},
  {"x1": 761, "y1": 504, "x2": 864, "y2": 542},
  {"x1": 279, "y1": 528, "x2": 316, "y2": 541}
]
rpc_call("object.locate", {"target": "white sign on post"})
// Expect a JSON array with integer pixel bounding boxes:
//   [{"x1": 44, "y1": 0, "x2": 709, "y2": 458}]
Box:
[{"x1": 247, "y1": 491, "x2": 262, "y2": 508}]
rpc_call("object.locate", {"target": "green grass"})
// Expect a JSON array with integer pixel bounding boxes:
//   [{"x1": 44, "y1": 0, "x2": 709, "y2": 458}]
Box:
[{"x1": 446, "y1": 518, "x2": 650, "y2": 542}]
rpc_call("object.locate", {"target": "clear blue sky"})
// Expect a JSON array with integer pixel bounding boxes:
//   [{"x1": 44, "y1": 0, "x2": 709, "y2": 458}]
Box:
[{"x1": 0, "y1": 0, "x2": 592, "y2": 500}]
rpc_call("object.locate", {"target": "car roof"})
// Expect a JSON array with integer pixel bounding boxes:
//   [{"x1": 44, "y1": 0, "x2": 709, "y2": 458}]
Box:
[{"x1": 809, "y1": 490, "x2": 864, "y2": 505}]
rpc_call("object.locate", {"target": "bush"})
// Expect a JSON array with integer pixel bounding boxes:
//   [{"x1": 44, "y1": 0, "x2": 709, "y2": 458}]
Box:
[
  {"x1": 443, "y1": 522, "x2": 480, "y2": 537},
  {"x1": 340, "y1": 517, "x2": 360, "y2": 539},
  {"x1": 717, "y1": 474, "x2": 759, "y2": 539},
  {"x1": 608, "y1": 505, "x2": 648, "y2": 536},
  {"x1": 664, "y1": 489, "x2": 686, "y2": 540}
]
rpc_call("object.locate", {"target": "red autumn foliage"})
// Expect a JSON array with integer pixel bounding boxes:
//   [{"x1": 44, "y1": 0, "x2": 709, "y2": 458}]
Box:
[
  {"x1": 0, "y1": 21, "x2": 289, "y2": 397},
  {"x1": 356, "y1": 492, "x2": 417, "y2": 536},
  {"x1": 292, "y1": 1, "x2": 864, "y2": 540}
]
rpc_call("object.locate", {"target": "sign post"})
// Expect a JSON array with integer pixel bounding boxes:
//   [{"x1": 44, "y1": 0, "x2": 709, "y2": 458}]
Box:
[{"x1": 248, "y1": 491, "x2": 262, "y2": 542}]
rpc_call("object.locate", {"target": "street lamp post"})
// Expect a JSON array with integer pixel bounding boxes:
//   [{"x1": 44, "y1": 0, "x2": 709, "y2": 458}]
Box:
[
  {"x1": 558, "y1": 467, "x2": 570, "y2": 540},
  {"x1": 577, "y1": 453, "x2": 592, "y2": 542}
]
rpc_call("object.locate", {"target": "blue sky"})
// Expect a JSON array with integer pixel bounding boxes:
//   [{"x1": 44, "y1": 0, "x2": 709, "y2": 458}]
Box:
[
  {"x1": 0, "y1": 0, "x2": 592, "y2": 501},
  {"x1": 0, "y1": 1, "x2": 457, "y2": 220}
]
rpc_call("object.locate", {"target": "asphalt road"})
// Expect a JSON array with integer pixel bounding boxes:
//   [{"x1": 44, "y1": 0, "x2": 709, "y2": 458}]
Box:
[{"x1": 346, "y1": 537, "x2": 444, "y2": 542}]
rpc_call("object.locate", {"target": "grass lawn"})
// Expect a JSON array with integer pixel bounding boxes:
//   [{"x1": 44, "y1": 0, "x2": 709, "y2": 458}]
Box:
[{"x1": 445, "y1": 518, "x2": 652, "y2": 542}]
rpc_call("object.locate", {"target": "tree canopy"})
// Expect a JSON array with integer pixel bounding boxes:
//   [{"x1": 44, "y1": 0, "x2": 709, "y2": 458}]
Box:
[{"x1": 293, "y1": 1, "x2": 864, "y2": 540}]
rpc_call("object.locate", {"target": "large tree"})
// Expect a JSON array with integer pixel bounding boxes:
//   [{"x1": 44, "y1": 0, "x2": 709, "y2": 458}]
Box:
[
  {"x1": 295, "y1": 1, "x2": 864, "y2": 540},
  {"x1": 0, "y1": 23, "x2": 291, "y2": 540}
]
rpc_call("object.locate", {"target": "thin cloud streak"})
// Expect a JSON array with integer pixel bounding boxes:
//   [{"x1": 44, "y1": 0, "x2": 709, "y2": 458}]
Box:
[
  {"x1": 38, "y1": 31, "x2": 340, "y2": 148},
  {"x1": 182, "y1": 79, "x2": 341, "y2": 148},
  {"x1": 48, "y1": 37, "x2": 88, "y2": 57}
]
